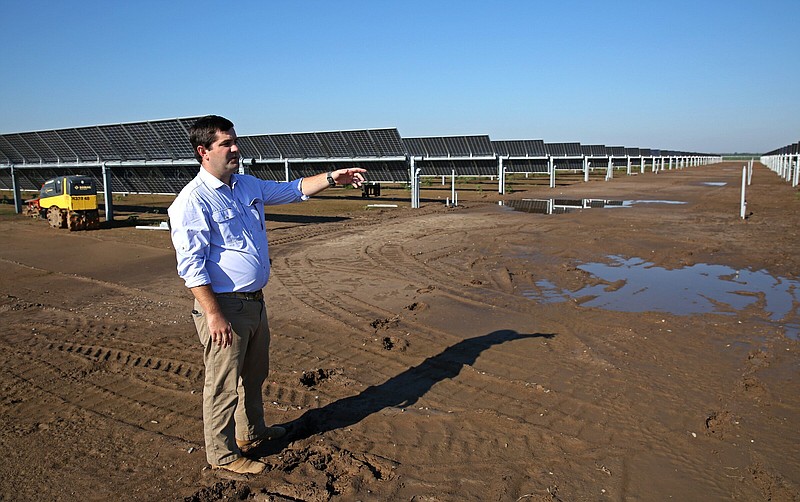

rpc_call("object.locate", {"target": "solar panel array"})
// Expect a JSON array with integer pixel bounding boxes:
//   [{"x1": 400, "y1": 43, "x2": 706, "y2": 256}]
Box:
[
  {"x1": 544, "y1": 142, "x2": 583, "y2": 157},
  {"x1": 492, "y1": 140, "x2": 547, "y2": 157},
  {"x1": 238, "y1": 128, "x2": 405, "y2": 160},
  {"x1": 402, "y1": 135, "x2": 494, "y2": 158},
  {"x1": 0, "y1": 117, "x2": 199, "y2": 164},
  {"x1": 581, "y1": 145, "x2": 608, "y2": 157},
  {"x1": 0, "y1": 117, "x2": 718, "y2": 194}
]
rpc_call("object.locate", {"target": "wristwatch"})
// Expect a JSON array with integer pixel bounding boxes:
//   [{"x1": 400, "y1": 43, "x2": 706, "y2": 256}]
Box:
[{"x1": 326, "y1": 172, "x2": 336, "y2": 187}]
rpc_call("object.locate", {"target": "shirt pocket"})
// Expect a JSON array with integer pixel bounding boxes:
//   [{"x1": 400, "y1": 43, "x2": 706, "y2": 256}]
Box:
[
  {"x1": 211, "y1": 207, "x2": 244, "y2": 247},
  {"x1": 246, "y1": 198, "x2": 265, "y2": 231}
]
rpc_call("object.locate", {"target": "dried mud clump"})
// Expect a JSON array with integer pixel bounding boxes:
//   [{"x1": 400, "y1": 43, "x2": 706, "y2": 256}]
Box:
[
  {"x1": 184, "y1": 480, "x2": 249, "y2": 502},
  {"x1": 704, "y1": 410, "x2": 738, "y2": 440},
  {"x1": 300, "y1": 368, "x2": 337, "y2": 388},
  {"x1": 268, "y1": 443, "x2": 396, "y2": 501},
  {"x1": 370, "y1": 315, "x2": 400, "y2": 330}
]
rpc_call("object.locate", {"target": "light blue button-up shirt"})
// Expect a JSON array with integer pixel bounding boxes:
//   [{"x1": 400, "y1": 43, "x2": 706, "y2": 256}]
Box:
[{"x1": 168, "y1": 168, "x2": 306, "y2": 293}]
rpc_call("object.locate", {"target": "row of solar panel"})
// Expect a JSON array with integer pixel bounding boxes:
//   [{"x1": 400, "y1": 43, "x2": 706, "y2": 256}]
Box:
[
  {"x1": 0, "y1": 116, "x2": 708, "y2": 166},
  {"x1": 762, "y1": 141, "x2": 799, "y2": 156},
  {"x1": 1, "y1": 155, "x2": 658, "y2": 193}
]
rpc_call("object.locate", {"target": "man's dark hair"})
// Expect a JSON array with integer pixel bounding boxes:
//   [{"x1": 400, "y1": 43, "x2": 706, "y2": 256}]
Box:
[{"x1": 189, "y1": 115, "x2": 234, "y2": 163}]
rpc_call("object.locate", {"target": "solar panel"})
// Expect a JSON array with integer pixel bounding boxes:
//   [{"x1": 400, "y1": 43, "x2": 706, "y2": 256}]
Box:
[
  {"x1": 402, "y1": 137, "x2": 426, "y2": 157},
  {"x1": 639, "y1": 148, "x2": 652, "y2": 156},
  {"x1": 581, "y1": 144, "x2": 606, "y2": 156},
  {"x1": 246, "y1": 136, "x2": 282, "y2": 159},
  {"x1": 626, "y1": 148, "x2": 641, "y2": 157},
  {"x1": 316, "y1": 131, "x2": 352, "y2": 158},
  {"x1": 4, "y1": 134, "x2": 39, "y2": 162},
  {"x1": 343, "y1": 130, "x2": 376, "y2": 156},
  {"x1": 270, "y1": 134, "x2": 304, "y2": 158},
  {"x1": 148, "y1": 119, "x2": 195, "y2": 159},
  {"x1": 57, "y1": 129, "x2": 100, "y2": 161},
  {"x1": 544, "y1": 143, "x2": 567, "y2": 156},
  {"x1": 465, "y1": 135, "x2": 494, "y2": 156},
  {"x1": 491, "y1": 141, "x2": 512, "y2": 156},
  {"x1": 77, "y1": 127, "x2": 120, "y2": 160},
  {"x1": 609, "y1": 146, "x2": 626, "y2": 156},
  {"x1": 100, "y1": 124, "x2": 143, "y2": 160},
  {"x1": 408, "y1": 137, "x2": 448, "y2": 157},
  {"x1": 250, "y1": 163, "x2": 287, "y2": 181},
  {"x1": 564, "y1": 143, "x2": 582, "y2": 156},
  {"x1": 18, "y1": 132, "x2": 58, "y2": 162},
  {"x1": 177, "y1": 117, "x2": 198, "y2": 132},
  {"x1": 37, "y1": 130, "x2": 77, "y2": 162},
  {"x1": 368, "y1": 129, "x2": 404, "y2": 156},
  {"x1": 236, "y1": 137, "x2": 260, "y2": 159},
  {"x1": 292, "y1": 132, "x2": 326, "y2": 158},
  {"x1": 123, "y1": 122, "x2": 171, "y2": 160},
  {"x1": 443, "y1": 136, "x2": 471, "y2": 156}
]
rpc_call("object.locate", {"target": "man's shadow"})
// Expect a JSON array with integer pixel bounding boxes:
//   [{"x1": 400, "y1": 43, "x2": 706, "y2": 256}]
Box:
[{"x1": 254, "y1": 329, "x2": 554, "y2": 455}]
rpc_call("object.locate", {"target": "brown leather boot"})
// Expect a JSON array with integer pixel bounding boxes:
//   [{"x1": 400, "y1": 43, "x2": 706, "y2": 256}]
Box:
[
  {"x1": 211, "y1": 456, "x2": 266, "y2": 475},
  {"x1": 236, "y1": 426, "x2": 287, "y2": 454}
]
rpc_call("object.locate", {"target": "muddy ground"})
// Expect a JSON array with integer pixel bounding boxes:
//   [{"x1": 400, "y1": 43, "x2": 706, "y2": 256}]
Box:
[{"x1": 0, "y1": 162, "x2": 798, "y2": 501}]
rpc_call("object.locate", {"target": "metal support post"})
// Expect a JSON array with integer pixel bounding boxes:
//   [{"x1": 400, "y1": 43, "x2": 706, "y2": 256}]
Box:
[
  {"x1": 498, "y1": 156, "x2": 505, "y2": 194},
  {"x1": 450, "y1": 169, "x2": 456, "y2": 206},
  {"x1": 549, "y1": 157, "x2": 555, "y2": 188},
  {"x1": 11, "y1": 165, "x2": 22, "y2": 214},
  {"x1": 102, "y1": 162, "x2": 114, "y2": 221},
  {"x1": 740, "y1": 166, "x2": 747, "y2": 219}
]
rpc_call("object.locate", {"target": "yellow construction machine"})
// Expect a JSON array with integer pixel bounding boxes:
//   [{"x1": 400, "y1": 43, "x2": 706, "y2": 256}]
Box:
[{"x1": 23, "y1": 175, "x2": 101, "y2": 230}]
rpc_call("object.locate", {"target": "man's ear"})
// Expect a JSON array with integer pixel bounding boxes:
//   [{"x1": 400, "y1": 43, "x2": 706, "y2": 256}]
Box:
[{"x1": 197, "y1": 145, "x2": 208, "y2": 160}]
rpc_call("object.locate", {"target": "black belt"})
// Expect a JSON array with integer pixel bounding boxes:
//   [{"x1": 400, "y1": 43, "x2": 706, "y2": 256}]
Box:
[{"x1": 216, "y1": 290, "x2": 263, "y2": 301}]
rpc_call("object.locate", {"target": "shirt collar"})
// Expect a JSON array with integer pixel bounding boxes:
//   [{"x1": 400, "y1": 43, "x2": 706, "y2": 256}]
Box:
[{"x1": 198, "y1": 167, "x2": 236, "y2": 190}]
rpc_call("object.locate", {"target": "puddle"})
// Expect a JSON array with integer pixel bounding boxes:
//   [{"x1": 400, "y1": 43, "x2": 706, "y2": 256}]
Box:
[
  {"x1": 501, "y1": 198, "x2": 685, "y2": 214},
  {"x1": 524, "y1": 255, "x2": 800, "y2": 340},
  {"x1": 702, "y1": 182, "x2": 727, "y2": 186}
]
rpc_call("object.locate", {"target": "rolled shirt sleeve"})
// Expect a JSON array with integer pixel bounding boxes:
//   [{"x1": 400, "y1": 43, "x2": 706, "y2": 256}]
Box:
[{"x1": 169, "y1": 193, "x2": 212, "y2": 289}]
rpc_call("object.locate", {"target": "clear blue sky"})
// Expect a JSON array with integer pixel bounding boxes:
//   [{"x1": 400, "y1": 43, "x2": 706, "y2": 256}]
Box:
[{"x1": 1, "y1": 0, "x2": 798, "y2": 153}]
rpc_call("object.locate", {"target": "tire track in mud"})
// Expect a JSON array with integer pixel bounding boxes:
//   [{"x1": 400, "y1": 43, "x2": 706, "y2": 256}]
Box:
[
  {"x1": 31, "y1": 337, "x2": 203, "y2": 383},
  {"x1": 0, "y1": 344, "x2": 200, "y2": 443}
]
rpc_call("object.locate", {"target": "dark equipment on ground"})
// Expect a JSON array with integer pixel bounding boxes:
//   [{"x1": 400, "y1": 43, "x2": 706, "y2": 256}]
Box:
[{"x1": 361, "y1": 182, "x2": 381, "y2": 198}]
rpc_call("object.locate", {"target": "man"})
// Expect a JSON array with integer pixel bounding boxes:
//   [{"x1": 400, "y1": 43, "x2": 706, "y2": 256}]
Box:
[{"x1": 168, "y1": 115, "x2": 366, "y2": 475}]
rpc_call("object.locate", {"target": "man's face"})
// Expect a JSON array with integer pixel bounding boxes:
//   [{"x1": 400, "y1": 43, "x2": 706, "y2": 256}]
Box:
[{"x1": 200, "y1": 128, "x2": 240, "y2": 180}]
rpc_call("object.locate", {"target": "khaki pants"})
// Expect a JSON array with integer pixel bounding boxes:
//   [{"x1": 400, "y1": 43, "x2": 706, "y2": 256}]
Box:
[{"x1": 192, "y1": 296, "x2": 270, "y2": 466}]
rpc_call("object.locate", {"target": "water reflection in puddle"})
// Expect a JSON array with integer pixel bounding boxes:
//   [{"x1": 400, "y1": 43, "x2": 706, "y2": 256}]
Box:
[
  {"x1": 502, "y1": 198, "x2": 685, "y2": 214},
  {"x1": 524, "y1": 256, "x2": 800, "y2": 340}
]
